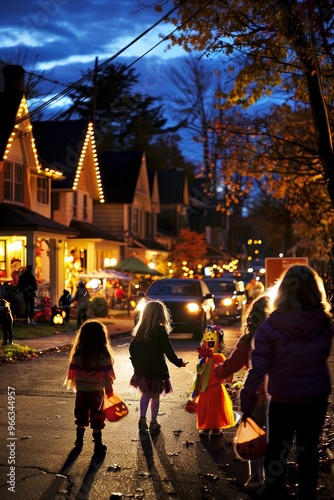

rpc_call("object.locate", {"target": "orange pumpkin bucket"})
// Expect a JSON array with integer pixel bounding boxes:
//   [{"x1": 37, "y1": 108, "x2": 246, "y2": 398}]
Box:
[
  {"x1": 234, "y1": 417, "x2": 267, "y2": 460},
  {"x1": 103, "y1": 393, "x2": 129, "y2": 422}
]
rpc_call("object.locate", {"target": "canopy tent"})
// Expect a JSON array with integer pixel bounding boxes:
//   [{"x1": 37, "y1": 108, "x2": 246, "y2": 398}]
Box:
[
  {"x1": 78, "y1": 269, "x2": 131, "y2": 296},
  {"x1": 112, "y1": 257, "x2": 163, "y2": 277}
]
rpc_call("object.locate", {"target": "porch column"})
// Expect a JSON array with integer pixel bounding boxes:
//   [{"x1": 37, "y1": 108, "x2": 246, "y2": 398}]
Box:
[
  {"x1": 25, "y1": 233, "x2": 36, "y2": 270},
  {"x1": 49, "y1": 238, "x2": 62, "y2": 305}
]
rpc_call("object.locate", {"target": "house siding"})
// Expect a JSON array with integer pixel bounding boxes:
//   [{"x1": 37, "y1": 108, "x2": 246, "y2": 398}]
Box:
[{"x1": 93, "y1": 203, "x2": 124, "y2": 238}]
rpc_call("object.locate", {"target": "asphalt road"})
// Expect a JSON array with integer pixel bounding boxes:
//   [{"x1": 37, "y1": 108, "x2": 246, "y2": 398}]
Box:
[{"x1": 0, "y1": 326, "x2": 333, "y2": 500}]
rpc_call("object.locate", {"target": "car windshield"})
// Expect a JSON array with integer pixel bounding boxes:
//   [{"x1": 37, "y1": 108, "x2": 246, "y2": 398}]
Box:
[
  {"x1": 204, "y1": 281, "x2": 235, "y2": 294},
  {"x1": 149, "y1": 281, "x2": 201, "y2": 296}
]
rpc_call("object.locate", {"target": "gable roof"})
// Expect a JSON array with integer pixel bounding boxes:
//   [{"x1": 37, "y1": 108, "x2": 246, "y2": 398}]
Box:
[
  {"x1": 157, "y1": 169, "x2": 188, "y2": 204},
  {"x1": 0, "y1": 203, "x2": 77, "y2": 235},
  {"x1": 0, "y1": 92, "x2": 24, "y2": 159},
  {"x1": 98, "y1": 151, "x2": 144, "y2": 203},
  {"x1": 33, "y1": 119, "x2": 104, "y2": 201},
  {"x1": 32, "y1": 119, "x2": 90, "y2": 183}
]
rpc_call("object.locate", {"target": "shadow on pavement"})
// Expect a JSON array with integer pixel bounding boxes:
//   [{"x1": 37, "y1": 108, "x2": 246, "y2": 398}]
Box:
[
  {"x1": 39, "y1": 447, "x2": 81, "y2": 500},
  {"x1": 74, "y1": 452, "x2": 106, "y2": 499}
]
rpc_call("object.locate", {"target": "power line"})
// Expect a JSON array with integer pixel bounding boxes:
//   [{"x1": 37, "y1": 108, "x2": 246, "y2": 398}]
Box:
[{"x1": 16, "y1": 0, "x2": 189, "y2": 125}]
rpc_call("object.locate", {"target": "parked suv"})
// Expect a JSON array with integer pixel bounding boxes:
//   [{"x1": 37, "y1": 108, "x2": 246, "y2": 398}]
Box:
[
  {"x1": 134, "y1": 278, "x2": 215, "y2": 339},
  {"x1": 203, "y1": 277, "x2": 246, "y2": 324}
]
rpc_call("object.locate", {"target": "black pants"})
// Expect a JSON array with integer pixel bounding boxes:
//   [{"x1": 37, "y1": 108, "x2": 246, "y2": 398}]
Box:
[
  {"x1": 77, "y1": 309, "x2": 88, "y2": 329},
  {"x1": 260, "y1": 400, "x2": 328, "y2": 500},
  {"x1": 23, "y1": 293, "x2": 35, "y2": 320}
]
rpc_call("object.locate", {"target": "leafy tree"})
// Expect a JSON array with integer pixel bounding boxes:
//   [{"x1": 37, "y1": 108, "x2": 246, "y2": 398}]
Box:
[
  {"x1": 155, "y1": 1, "x2": 334, "y2": 207},
  {"x1": 171, "y1": 228, "x2": 207, "y2": 276},
  {"x1": 64, "y1": 62, "x2": 167, "y2": 151}
]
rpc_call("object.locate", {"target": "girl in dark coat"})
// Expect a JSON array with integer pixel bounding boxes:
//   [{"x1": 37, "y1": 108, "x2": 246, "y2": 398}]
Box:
[
  {"x1": 240, "y1": 265, "x2": 334, "y2": 500},
  {"x1": 129, "y1": 300, "x2": 188, "y2": 432}
]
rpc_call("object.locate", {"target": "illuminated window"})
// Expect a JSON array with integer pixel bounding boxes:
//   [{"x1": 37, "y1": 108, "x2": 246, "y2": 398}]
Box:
[
  {"x1": 37, "y1": 177, "x2": 49, "y2": 204},
  {"x1": 0, "y1": 240, "x2": 5, "y2": 278},
  {"x1": 4, "y1": 162, "x2": 24, "y2": 203}
]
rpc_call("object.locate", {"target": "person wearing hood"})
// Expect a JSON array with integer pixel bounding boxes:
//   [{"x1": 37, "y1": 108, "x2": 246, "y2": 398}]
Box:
[
  {"x1": 240, "y1": 265, "x2": 334, "y2": 500},
  {"x1": 73, "y1": 281, "x2": 90, "y2": 329}
]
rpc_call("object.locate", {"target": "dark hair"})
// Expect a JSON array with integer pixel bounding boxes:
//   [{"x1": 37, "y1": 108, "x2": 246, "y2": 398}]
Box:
[
  {"x1": 274, "y1": 265, "x2": 332, "y2": 315},
  {"x1": 132, "y1": 300, "x2": 172, "y2": 341},
  {"x1": 242, "y1": 294, "x2": 273, "y2": 346},
  {"x1": 69, "y1": 319, "x2": 114, "y2": 369}
]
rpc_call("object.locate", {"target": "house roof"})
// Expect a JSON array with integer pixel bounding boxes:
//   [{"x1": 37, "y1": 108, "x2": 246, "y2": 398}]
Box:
[
  {"x1": 0, "y1": 203, "x2": 78, "y2": 235},
  {"x1": 134, "y1": 237, "x2": 167, "y2": 252},
  {"x1": 0, "y1": 92, "x2": 24, "y2": 159},
  {"x1": 206, "y1": 244, "x2": 233, "y2": 261},
  {"x1": 69, "y1": 220, "x2": 122, "y2": 242},
  {"x1": 32, "y1": 120, "x2": 90, "y2": 186},
  {"x1": 98, "y1": 151, "x2": 143, "y2": 203},
  {"x1": 158, "y1": 169, "x2": 188, "y2": 204}
]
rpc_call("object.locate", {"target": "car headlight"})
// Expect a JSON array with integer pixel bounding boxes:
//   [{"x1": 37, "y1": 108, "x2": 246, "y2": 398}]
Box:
[
  {"x1": 222, "y1": 298, "x2": 233, "y2": 307},
  {"x1": 186, "y1": 302, "x2": 201, "y2": 313},
  {"x1": 135, "y1": 300, "x2": 147, "y2": 313}
]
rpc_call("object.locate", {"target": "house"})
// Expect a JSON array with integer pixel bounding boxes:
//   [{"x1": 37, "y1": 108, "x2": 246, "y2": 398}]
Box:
[
  {"x1": 0, "y1": 65, "x2": 76, "y2": 305},
  {"x1": 156, "y1": 168, "x2": 190, "y2": 250},
  {"x1": 33, "y1": 119, "x2": 124, "y2": 292},
  {"x1": 189, "y1": 176, "x2": 233, "y2": 268},
  {"x1": 94, "y1": 151, "x2": 168, "y2": 267}
]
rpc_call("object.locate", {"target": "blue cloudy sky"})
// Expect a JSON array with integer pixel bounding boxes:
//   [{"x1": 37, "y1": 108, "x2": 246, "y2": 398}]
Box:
[{"x1": 1, "y1": 0, "x2": 208, "y2": 160}]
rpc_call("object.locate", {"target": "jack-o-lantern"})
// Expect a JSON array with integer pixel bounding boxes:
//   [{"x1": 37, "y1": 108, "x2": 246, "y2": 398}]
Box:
[
  {"x1": 234, "y1": 417, "x2": 267, "y2": 461},
  {"x1": 103, "y1": 393, "x2": 129, "y2": 422},
  {"x1": 53, "y1": 313, "x2": 64, "y2": 325}
]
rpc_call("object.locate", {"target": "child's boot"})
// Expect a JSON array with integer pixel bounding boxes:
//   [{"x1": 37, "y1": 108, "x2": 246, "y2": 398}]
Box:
[
  {"x1": 92, "y1": 431, "x2": 107, "y2": 453},
  {"x1": 75, "y1": 427, "x2": 85, "y2": 450}
]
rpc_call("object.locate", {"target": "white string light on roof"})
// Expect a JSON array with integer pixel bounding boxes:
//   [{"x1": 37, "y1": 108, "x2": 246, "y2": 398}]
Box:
[{"x1": 72, "y1": 122, "x2": 105, "y2": 203}]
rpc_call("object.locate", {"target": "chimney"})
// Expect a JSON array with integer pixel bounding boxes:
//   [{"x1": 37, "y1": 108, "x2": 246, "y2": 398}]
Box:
[{"x1": 3, "y1": 65, "x2": 25, "y2": 92}]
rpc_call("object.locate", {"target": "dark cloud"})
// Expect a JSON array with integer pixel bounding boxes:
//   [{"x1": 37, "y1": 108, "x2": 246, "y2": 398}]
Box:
[{"x1": 0, "y1": 1, "x2": 205, "y2": 161}]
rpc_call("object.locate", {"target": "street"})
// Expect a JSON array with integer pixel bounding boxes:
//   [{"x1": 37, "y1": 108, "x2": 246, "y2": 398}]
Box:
[{"x1": 0, "y1": 324, "x2": 333, "y2": 500}]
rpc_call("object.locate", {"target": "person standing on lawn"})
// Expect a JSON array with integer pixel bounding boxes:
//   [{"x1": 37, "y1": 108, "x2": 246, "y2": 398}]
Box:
[{"x1": 17, "y1": 265, "x2": 38, "y2": 325}]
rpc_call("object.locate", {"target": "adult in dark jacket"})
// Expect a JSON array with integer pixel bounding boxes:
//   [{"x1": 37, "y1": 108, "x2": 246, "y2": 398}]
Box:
[
  {"x1": 17, "y1": 265, "x2": 38, "y2": 325},
  {"x1": 73, "y1": 281, "x2": 90, "y2": 329},
  {"x1": 240, "y1": 265, "x2": 334, "y2": 500},
  {"x1": 129, "y1": 299, "x2": 188, "y2": 433}
]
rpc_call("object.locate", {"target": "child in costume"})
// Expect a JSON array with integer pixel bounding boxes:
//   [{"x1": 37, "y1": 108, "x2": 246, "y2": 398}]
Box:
[
  {"x1": 65, "y1": 319, "x2": 115, "y2": 453},
  {"x1": 129, "y1": 300, "x2": 188, "y2": 433},
  {"x1": 215, "y1": 294, "x2": 273, "y2": 489},
  {"x1": 186, "y1": 325, "x2": 235, "y2": 435},
  {"x1": 59, "y1": 289, "x2": 72, "y2": 323}
]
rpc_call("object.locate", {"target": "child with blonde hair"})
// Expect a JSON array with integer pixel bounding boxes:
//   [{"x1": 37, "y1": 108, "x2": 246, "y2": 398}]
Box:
[
  {"x1": 129, "y1": 300, "x2": 188, "y2": 432},
  {"x1": 65, "y1": 320, "x2": 115, "y2": 453}
]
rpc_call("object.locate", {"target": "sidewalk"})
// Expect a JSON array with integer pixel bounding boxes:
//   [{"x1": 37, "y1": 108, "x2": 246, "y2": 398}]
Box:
[{"x1": 14, "y1": 314, "x2": 134, "y2": 352}]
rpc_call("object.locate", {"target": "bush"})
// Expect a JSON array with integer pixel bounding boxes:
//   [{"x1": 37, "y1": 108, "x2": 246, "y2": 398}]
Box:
[{"x1": 89, "y1": 297, "x2": 109, "y2": 317}]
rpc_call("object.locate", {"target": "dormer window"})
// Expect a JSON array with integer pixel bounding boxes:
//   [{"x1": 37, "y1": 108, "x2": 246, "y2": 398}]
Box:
[
  {"x1": 4, "y1": 162, "x2": 23, "y2": 203},
  {"x1": 37, "y1": 176, "x2": 49, "y2": 204}
]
